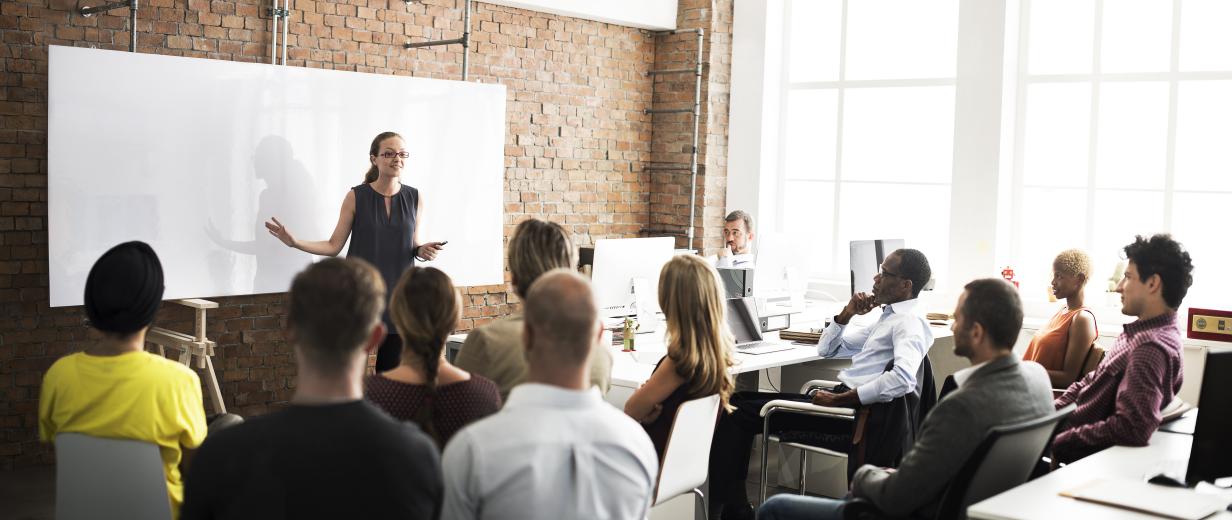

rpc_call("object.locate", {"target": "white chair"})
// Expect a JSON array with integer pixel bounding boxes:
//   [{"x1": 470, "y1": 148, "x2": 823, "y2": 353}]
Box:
[
  {"x1": 55, "y1": 433, "x2": 172, "y2": 520},
  {"x1": 652, "y1": 394, "x2": 723, "y2": 518}
]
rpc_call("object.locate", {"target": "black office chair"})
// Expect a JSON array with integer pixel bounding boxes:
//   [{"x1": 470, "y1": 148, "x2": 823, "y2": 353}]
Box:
[{"x1": 844, "y1": 404, "x2": 1076, "y2": 520}]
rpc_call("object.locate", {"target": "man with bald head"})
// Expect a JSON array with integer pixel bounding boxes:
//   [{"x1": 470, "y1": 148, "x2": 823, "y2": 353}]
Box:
[{"x1": 441, "y1": 269, "x2": 658, "y2": 520}]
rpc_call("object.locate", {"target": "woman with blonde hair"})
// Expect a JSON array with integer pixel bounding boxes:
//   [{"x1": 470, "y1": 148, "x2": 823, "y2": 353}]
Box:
[
  {"x1": 1023, "y1": 249, "x2": 1098, "y2": 388},
  {"x1": 364, "y1": 266, "x2": 500, "y2": 447},
  {"x1": 624, "y1": 254, "x2": 735, "y2": 459}
]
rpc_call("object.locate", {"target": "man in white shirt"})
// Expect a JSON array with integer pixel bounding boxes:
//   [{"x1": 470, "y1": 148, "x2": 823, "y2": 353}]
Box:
[
  {"x1": 715, "y1": 210, "x2": 756, "y2": 268},
  {"x1": 709, "y1": 249, "x2": 934, "y2": 520},
  {"x1": 441, "y1": 269, "x2": 658, "y2": 520}
]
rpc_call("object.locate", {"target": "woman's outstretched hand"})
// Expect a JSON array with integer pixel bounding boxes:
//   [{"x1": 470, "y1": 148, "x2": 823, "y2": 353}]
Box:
[{"x1": 265, "y1": 217, "x2": 297, "y2": 248}]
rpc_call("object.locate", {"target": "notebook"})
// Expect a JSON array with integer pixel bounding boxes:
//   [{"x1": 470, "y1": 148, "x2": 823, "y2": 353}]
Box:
[{"x1": 1059, "y1": 478, "x2": 1230, "y2": 520}]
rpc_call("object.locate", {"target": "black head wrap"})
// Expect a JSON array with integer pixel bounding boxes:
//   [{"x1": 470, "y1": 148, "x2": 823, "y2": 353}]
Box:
[{"x1": 83, "y1": 241, "x2": 164, "y2": 335}]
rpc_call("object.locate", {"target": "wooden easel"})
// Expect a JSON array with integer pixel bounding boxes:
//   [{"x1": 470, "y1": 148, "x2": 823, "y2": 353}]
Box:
[{"x1": 146, "y1": 299, "x2": 227, "y2": 415}]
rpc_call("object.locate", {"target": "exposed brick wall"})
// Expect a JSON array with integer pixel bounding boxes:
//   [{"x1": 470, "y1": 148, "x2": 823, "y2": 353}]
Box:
[
  {"x1": 646, "y1": 0, "x2": 732, "y2": 253},
  {"x1": 0, "y1": 0, "x2": 733, "y2": 469}
]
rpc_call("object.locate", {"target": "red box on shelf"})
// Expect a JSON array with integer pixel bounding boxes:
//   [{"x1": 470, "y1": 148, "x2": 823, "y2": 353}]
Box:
[{"x1": 1187, "y1": 308, "x2": 1232, "y2": 343}]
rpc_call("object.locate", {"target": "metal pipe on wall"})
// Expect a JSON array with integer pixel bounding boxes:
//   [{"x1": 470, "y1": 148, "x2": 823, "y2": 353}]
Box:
[
  {"x1": 461, "y1": 0, "x2": 471, "y2": 81},
  {"x1": 129, "y1": 0, "x2": 138, "y2": 52},
  {"x1": 686, "y1": 28, "x2": 704, "y2": 249},
  {"x1": 79, "y1": 0, "x2": 139, "y2": 52},
  {"x1": 281, "y1": 0, "x2": 290, "y2": 65},
  {"x1": 270, "y1": 0, "x2": 279, "y2": 64},
  {"x1": 643, "y1": 28, "x2": 705, "y2": 248},
  {"x1": 403, "y1": 0, "x2": 472, "y2": 81}
]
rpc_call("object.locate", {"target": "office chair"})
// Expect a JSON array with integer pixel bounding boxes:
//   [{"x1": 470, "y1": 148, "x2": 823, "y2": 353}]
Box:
[
  {"x1": 652, "y1": 394, "x2": 723, "y2": 519},
  {"x1": 843, "y1": 404, "x2": 1077, "y2": 520},
  {"x1": 55, "y1": 433, "x2": 172, "y2": 520}
]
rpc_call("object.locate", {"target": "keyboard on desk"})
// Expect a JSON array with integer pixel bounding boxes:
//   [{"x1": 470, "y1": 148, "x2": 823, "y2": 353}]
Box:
[{"x1": 735, "y1": 341, "x2": 793, "y2": 355}]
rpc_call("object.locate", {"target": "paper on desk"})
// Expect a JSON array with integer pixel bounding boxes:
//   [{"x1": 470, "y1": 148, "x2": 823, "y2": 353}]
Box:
[{"x1": 1060, "y1": 478, "x2": 1230, "y2": 520}]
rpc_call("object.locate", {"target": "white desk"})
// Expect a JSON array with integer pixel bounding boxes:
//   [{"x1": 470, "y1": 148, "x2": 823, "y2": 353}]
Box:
[
  {"x1": 604, "y1": 328, "x2": 826, "y2": 407},
  {"x1": 968, "y1": 431, "x2": 1232, "y2": 520}
]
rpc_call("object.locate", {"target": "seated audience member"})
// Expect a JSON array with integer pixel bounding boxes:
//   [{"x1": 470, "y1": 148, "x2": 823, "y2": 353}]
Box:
[
  {"x1": 716, "y1": 210, "x2": 755, "y2": 268},
  {"x1": 1023, "y1": 249, "x2": 1099, "y2": 388},
  {"x1": 624, "y1": 254, "x2": 735, "y2": 459},
  {"x1": 182, "y1": 258, "x2": 441, "y2": 520},
  {"x1": 365, "y1": 266, "x2": 501, "y2": 447},
  {"x1": 1052, "y1": 234, "x2": 1193, "y2": 463},
  {"x1": 441, "y1": 270, "x2": 658, "y2": 520},
  {"x1": 39, "y1": 241, "x2": 207, "y2": 517},
  {"x1": 758, "y1": 279, "x2": 1054, "y2": 520},
  {"x1": 709, "y1": 249, "x2": 934, "y2": 520},
  {"x1": 456, "y1": 218, "x2": 612, "y2": 401}
]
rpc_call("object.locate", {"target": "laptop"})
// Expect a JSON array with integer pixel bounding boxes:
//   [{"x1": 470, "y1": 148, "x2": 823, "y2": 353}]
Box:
[{"x1": 727, "y1": 297, "x2": 793, "y2": 355}]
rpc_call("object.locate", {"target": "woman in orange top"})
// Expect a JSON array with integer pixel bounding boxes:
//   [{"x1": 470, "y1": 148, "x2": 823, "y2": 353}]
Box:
[{"x1": 1024, "y1": 249, "x2": 1099, "y2": 388}]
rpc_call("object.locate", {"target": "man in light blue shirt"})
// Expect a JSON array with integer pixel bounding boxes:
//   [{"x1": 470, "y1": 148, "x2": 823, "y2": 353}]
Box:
[
  {"x1": 708, "y1": 249, "x2": 934, "y2": 520},
  {"x1": 811, "y1": 248, "x2": 934, "y2": 408}
]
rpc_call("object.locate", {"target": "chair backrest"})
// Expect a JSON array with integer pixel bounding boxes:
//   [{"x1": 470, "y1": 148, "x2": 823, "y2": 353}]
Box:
[
  {"x1": 1076, "y1": 343, "x2": 1107, "y2": 385},
  {"x1": 55, "y1": 433, "x2": 172, "y2": 520},
  {"x1": 653, "y1": 394, "x2": 722, "y2": 505},
  {"x1": 934, "y1": 404, "x2": 1076, "y2": 520}
]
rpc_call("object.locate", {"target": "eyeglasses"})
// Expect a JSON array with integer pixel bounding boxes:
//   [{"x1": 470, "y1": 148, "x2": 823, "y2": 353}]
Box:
[
  {"x1": 878, "y1": 266, "x2": 905, "y2": 279},
  {"x1": 378, "y1": 151, "x2": 410, "y2": 159}
]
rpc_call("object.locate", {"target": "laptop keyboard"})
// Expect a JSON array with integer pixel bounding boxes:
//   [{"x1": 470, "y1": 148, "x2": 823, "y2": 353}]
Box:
[{"x1": 736, "y1": 341, "x2": 772, "y2": 350}]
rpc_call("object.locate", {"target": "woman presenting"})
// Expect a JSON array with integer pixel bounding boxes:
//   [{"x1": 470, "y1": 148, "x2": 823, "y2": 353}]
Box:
[{"x1": 265, "y1": 131, "x2": 445, "y2": 371}]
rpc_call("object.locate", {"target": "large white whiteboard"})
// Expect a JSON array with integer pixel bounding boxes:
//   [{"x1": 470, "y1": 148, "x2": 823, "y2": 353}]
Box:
[{"x1": 48, "y1": 46, "x2": 506, "y2": 307}]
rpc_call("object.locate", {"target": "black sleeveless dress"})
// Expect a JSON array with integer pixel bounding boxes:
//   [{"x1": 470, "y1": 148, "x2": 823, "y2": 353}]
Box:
[
  {"x1": 643, "y1": 356, "x2": 692, "y2": 460},
  {"x1": 347, "y1": 183, "x2": 418, "y2": 371}
]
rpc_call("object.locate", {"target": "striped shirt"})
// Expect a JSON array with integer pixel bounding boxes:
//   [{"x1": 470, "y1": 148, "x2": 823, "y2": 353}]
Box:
[{"x1": 1052, "y1": 312, "x2": 1184, "y2": 463}]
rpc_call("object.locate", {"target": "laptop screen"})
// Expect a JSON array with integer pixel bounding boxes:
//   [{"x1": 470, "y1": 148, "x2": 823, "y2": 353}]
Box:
[
  {"x1": 726, "y1": 297, "x2": 762, "y2": 344},
  {"x1": 1188, "y1": 350, "x2": 1232, "y2": 485}
]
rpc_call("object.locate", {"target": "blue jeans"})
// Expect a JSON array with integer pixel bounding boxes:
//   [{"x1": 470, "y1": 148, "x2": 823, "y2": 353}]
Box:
[{"x1": 757, "y1": 494, "x2": 847, "y2": 520}]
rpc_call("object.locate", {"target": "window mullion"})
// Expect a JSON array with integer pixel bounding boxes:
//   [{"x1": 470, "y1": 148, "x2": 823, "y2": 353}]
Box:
[
  {"x1": 776, "y1": 0, "x2": 794, "y2": 237},
  {"x1": 1163, "y1": 0, "x2": 1182, "y2": 232},
  {"x1": 1084, "y1": 0, "x2": 1105, "y2": 255},
  {"x1": 1009, "y1": 0, "x2": 1033, "y2": 276},
  {"x1": 829, "y1": 0, "x2": 850, "y2": 278}
]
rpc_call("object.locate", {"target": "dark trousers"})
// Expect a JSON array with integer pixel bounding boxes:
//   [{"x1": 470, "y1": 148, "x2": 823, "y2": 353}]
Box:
[
  {"x1": 375, "y1": 333, "x2": 402, "y2": 372},
  {"x1": 709, "y1": 391, "x2": 853, "y2": 509}
]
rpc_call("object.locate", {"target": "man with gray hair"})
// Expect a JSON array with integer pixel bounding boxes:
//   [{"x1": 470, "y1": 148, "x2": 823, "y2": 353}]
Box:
[
  {"x1": 441, "y1": 269, "x2": 658, "y2": 520},
  {"x1": 716, "y1": 209, "x2": 756, "y2": 268}
]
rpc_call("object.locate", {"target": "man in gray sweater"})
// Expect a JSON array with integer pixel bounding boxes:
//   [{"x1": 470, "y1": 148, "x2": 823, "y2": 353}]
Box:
[{"x1": 758, "y1": 278, "x2": 1055, "y2": 520}]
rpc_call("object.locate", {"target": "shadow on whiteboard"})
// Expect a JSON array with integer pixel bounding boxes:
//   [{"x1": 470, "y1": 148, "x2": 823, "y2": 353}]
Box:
[{"x1": 204, "y1": 135, "x2": 316, "y2": 295}]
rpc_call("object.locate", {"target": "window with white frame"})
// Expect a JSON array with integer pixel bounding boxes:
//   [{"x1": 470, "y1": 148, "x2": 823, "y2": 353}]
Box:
[
  {"x1": 1008, "y1": 0, "x2": 1232, "y2": 307},
  {"x1": 778, "y1": 0, "x2": 958, "y2": 285}
]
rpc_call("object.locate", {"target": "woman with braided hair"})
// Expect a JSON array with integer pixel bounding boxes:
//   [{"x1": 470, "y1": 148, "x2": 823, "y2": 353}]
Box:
[{"x1": 364, "y1": 266, "x2": 500, "y2": 447}]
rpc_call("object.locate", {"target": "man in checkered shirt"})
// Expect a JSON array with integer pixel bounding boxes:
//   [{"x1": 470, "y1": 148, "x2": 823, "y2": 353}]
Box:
[{"x1": 1052, "y1": 234, "x2": 1194, "y2": 463}]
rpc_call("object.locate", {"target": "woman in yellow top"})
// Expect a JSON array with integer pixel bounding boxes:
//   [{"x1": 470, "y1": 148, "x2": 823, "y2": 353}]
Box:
[
  {"x1": 624, "y1": 254, "x2": 735, "y2": 459},
  {"x1": 1023, "y1": 249, "x2": 1099, "y2": 388},
  {"x1": 39, "y1": 242, "x2": 208, "y2": 518}
]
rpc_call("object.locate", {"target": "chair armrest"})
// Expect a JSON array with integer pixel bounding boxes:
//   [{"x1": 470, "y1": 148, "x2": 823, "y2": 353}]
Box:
[
  {"x1": 799, "y1": 379, "x2": 843, "y2": 395},
  {"x1": 760, "y1": 399, "x2": 856, "y2": 420}
]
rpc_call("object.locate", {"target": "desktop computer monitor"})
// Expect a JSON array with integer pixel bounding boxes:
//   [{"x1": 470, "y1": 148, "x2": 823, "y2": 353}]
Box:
[
  {"x1": 1187, "y1": 350, "x2": 1232, "y2": 486},
  {"x1": 751, "y1": 231, "x2": 810, "y2": 299},
  {"x1": 849, "y1": 239, "x2": 905, "y2": 296},
  {"x1": 591, "y1": 237, "x2": 675, "y2": 319}
]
